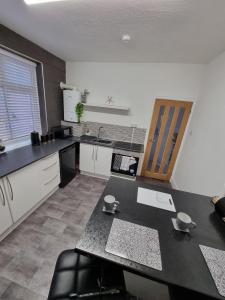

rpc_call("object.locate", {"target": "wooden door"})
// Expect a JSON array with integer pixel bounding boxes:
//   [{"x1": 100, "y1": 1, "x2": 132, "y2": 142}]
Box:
[{"x1": 142, "y1": 99, "x2": 193, "y2": 181}]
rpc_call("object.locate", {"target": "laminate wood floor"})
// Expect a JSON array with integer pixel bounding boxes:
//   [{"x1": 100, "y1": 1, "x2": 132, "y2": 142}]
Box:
[{"x1": 0, "y1": 174, "x2": 107, "y2": 300}]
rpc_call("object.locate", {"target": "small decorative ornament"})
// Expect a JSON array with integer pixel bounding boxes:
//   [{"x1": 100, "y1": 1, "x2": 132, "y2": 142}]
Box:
[{"x1": 106, "y1": 96, "x2": 113, "y2": 105}]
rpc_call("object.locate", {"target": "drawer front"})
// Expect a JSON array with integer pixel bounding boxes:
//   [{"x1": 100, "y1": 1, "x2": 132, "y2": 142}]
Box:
[
  {"x1": 40, "y1": 153, "x2": 59, "y2": 170},
  {"x1": 40, "y1": 160, "x2": 60, "y2": 184},
  {"x1": 40, "y1": 152, "x2": 60, "y2": 198},
  {"x1": 41, "y1": 173, "x2": 60, "y2": 198}
]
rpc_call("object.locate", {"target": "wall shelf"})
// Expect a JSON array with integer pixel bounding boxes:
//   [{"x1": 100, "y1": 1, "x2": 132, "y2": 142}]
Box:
[{"x1": 84, "y1": 103, "x2": 129, "y2": 115}]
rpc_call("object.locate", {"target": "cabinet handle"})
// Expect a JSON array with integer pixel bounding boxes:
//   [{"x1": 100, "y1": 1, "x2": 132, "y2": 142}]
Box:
[
  {"x1": 92, "y1": 147, "x2": 95, "y2": 160},
  {"x1": 43, "y1": 161, "x2": 57, "y2": 171},
  {"x1": 6, "y1": 176, "x2": 13, "y2": 201},
  {"x1": 44, "y1": 174, "x2": 58, "y2": 185},
  {"x1": 42, "y1": 153, "x2": 57, "y2": 160},
  {"x1": 95, "y1": 146, "x2": 98, "y2": 161},
  {"x1": 0, "y1": 185, "x2": 5, "y2": 206}
]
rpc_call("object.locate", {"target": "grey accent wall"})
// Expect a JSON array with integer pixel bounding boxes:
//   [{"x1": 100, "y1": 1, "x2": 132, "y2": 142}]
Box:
[{"x1": 0, "y1": 24, "x2": 65, "y2": 131}]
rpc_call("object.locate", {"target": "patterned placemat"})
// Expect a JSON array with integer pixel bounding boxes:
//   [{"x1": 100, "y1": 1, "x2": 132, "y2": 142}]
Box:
[
  {"x1": 200, "y1": 245, "x2": 225, "y2": 297},
  {"x1": 105, "y1": 218, "x2": 162, "y2": 271}
]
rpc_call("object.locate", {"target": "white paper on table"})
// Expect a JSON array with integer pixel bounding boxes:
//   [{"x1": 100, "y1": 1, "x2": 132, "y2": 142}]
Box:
[{"x1": 137, "y1": 187, "x2": 176, "y2": 212}]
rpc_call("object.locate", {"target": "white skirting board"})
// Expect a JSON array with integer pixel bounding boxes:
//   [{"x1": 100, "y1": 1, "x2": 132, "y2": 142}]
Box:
[
  {"x1": 170, "y1": 177, "x2": 179, "y2": 190},
  {"x1": 80, "y1": 170, "x2": 109, "y2": 180}
]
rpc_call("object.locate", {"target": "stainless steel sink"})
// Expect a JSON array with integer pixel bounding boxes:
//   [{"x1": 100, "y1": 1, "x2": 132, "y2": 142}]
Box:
[
  {"x1": 80, "y1": 135, "x2": 112, "y2": 145},
  {"x1": 96, "y1": 139, "x2": 113, "y2": 145}
]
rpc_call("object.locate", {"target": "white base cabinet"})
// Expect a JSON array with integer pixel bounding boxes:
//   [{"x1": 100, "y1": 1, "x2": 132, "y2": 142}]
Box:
[
  {"x1": 80, "y1": 143, "x2": 95, "y2": 174},
  {"x1": 0, "y1": 152, "x2": 60, "y2": 238},
  {"x1": 39, "y1": 153, "x2": 60, "y2": 198},
  {"x1": 95, "y1": 146, "x2": 112, "y2": 177},
  {"x1": 80, "y1": 143, "x2": 113, "y2": 177},
  {"x1": 6, "y1": 161, "x2": 41, "y2": 222},
  {"x1": 0, "y1": 179, "x2": 13, "y2": 236}
]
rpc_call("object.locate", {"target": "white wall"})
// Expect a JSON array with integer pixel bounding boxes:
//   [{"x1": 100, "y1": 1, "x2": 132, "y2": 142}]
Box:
[
  {"x1": 173, "y1": 51, "x2": 225, "y2": 196},
  {"x1": 66, "y1": 62, "x2": 204, "y2": 131},
  {"x1": 66, "y1": 61, "x2": 205, "y2": 191}
]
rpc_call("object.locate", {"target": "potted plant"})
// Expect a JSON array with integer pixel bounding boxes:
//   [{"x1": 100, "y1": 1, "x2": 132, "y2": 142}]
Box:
[{"x1": 75, "y1": 102, "x2": 84, "y2": 123}]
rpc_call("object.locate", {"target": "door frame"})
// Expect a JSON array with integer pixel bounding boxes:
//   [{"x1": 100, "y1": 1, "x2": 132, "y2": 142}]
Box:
[{"x1": 141, "y1": 99, "x2": 193, "y2": 181}]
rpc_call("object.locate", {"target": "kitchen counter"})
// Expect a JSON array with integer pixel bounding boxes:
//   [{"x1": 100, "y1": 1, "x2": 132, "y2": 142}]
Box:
[
  {"x1": 0, "y1": 138, "x2": 78, "y2": 178},
  {"x1": 78, "y1": 135, "x2": 145, "y2": 154},
  {"x1": 76, "y1": 177, "x2": 225, "y2": 300},
  {"x1": 0, "y1": 135, "x2": 144, "y2": 179}
]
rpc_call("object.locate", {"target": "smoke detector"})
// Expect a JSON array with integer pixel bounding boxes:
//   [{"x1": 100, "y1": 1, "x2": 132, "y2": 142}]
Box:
[{"x1": 122, "y1": 34, "x2": 131, "y2": 42}]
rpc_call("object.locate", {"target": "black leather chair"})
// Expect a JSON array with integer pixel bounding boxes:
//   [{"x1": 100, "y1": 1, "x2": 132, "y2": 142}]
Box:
[{"x1": 48, "y1": 249, "x2": 128, "y2": 299}]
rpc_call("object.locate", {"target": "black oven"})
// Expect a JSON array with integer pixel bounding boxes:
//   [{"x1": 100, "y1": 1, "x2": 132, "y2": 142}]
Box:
[{"x1": 111, "y1": 152, "x2": 139, "y2": 178}]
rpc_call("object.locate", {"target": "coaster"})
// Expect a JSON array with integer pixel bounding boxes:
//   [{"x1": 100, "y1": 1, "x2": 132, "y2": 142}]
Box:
[
  {"x1": 102, "y1": 205, "x2": 117, "y2": 214},
  {"x1": 171, "y1": 218, "x2": 190, "y2": 233}
]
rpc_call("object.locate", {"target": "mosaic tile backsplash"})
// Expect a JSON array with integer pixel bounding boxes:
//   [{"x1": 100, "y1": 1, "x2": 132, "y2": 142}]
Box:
[{"x1": 61, "y1": 120, "x2": 147, "y2": 144}]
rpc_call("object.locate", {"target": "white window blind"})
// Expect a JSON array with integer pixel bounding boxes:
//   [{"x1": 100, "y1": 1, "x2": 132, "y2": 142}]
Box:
[{"x1": 0, "y1": 48, "x2": 42, "y2": 142}]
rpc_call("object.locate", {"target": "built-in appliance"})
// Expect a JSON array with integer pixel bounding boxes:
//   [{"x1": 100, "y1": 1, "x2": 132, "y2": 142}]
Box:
[
  {"x1": 63, "y1": 90, "x2": 81, "y2": 122},
  {"x1": 59, "y1": 143, "x2": 76, "y2": 187},
  {"x1": 111, "y1": 148, "x2": 140, "y2": 179},
  {"x1": 51, "y1": 125, "x2": 73, "y2": 139}
]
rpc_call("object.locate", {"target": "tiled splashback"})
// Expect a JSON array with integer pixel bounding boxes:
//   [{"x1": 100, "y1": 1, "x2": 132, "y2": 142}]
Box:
[{"x1": 61, "y1": 121, "x2": 147, "y2": 144}]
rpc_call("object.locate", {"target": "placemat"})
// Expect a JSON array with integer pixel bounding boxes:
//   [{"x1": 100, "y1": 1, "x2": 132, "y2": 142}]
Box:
[
  {"x1": 200, "y1": 245, "x2": 225, "y2": 297},
  {"x1": 137, "y1": 187, "x2": 176, "y2": 212},
  {"x1": 105, "y1": 218, "x2": 162, "y2": 271}
]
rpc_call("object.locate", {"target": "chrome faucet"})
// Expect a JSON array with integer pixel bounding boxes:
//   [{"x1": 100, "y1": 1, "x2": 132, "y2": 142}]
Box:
[{"x1": 97, "y1": 126, "x2": 104, "y2": 140}]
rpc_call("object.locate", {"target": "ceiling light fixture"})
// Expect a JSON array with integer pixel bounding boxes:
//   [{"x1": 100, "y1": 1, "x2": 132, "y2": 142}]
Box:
[
  {"x1": 122, "y1": 34, "x2": 131, "y2": 42},
  {"x1": 24, "y1": 0, "x2": 64, "y2": 5}
]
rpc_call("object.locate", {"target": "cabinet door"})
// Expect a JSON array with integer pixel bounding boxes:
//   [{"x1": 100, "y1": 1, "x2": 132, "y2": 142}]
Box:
[
  {"x1": 0, "y1": 179, "x2": 13, "y2": 235},
  {"x1": 95, "y1": 146, "x2": 113, "y2": 177},
  {"x1": 6, "y1": 161, "x2": 41, "y2": 222},
  {"x1": 80, "y1": 143, "x2": 95, "y2": 174}
]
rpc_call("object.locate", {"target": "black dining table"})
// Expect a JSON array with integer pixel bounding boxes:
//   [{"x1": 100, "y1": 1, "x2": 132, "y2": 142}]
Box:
[{"x1": 76, "y1": 176, "x2": 225, "y2": 300}]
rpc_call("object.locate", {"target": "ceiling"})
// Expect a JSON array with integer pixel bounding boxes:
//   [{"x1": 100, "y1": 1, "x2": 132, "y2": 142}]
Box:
[{"x1": 1, "y1": 0, "x2": 225, "y2": 63}]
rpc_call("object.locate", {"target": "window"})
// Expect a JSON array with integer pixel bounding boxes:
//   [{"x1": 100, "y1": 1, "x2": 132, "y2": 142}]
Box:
[{"x1": 0, "y1": 48, "x2": 42, "y2": 142}]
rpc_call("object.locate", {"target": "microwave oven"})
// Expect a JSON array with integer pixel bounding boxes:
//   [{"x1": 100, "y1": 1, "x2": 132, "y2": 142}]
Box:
[{"x1": 51, "y1": 125, "x2": 73, "y2": 139}]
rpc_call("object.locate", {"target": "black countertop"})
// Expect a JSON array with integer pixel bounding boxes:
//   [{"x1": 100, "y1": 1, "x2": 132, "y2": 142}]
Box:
[
  {"x1": 78, "y1": 135, "x2": 144, "y2": 153},
  {"x1": 76, "y1": 177, "x2": 225, "y2": 300},
  {"x1": 0, "y1": 135, "x2": 144, "y2": 179},
  {"x1": 0, "y1": 138, "x2": 78, "y2": 178}
]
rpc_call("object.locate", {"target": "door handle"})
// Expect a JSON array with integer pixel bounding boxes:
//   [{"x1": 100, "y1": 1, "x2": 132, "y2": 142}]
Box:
[
  {"x1": 0, "y1": 184, "x2": 5, "y2": 206},
  {"x1": 6, "y1": 176, "x2": 13, "y2": 201}
]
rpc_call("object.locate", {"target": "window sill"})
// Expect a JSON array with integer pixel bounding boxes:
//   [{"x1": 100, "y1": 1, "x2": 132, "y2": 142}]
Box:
[{"x1": 3, "y1": 137, "x2": 31, "y2": 152}]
